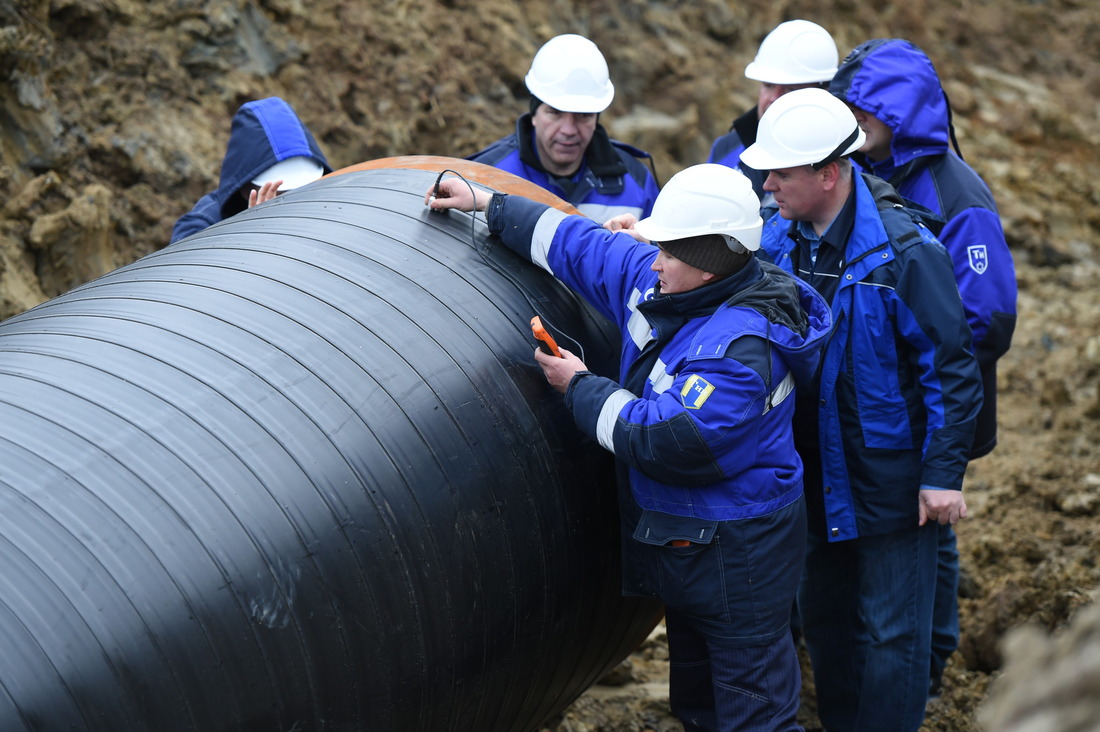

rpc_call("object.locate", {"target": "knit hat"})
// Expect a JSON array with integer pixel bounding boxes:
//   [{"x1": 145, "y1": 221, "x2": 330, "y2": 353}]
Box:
[{"x1": 659, "y1": 234, "x2": 751, "y2": 276}]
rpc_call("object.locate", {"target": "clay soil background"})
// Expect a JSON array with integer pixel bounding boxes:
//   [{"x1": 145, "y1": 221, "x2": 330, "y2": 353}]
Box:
[{"x1": 2, "y1": 1, "x2": 1099, "y2": 730}]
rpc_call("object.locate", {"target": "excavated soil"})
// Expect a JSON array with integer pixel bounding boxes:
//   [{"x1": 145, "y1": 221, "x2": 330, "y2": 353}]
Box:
[{"x1": 2, "y1": 1, "x2": 1099, "y2": 730}]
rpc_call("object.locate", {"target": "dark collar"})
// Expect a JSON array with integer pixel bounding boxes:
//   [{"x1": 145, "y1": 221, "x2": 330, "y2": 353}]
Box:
[
  {"x1": 642, "y1": 256, "x2": 764, "y2": 322},
  {"x1": 731, "y1": 106, "x2": 759, "y2": 145},
  {"x1": 515, "y1": 113, "x2": 628, "y2": 180}
]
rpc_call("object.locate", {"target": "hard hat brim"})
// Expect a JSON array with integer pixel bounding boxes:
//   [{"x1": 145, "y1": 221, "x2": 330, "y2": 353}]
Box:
[
  {"x1": 635, "y1": 218, "x2": 762, "y2": 253},
  {"x1": 524, "y1": 77, "x2": 615, "y2": 113},
  {"x1": 739, "y1": 126, "x2": 865, "y2": 172},
  {"x1": 744, "y1": 61, "x2": 837, "y2": 85},
  {"x1": 252, "y1": 156, "x2": 326, "y2": 191}
]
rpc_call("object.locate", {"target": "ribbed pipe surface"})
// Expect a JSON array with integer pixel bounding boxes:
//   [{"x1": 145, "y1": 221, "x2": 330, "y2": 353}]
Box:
[{"x1": 0, "y1": 159, "x2": 661, "y2": 731}]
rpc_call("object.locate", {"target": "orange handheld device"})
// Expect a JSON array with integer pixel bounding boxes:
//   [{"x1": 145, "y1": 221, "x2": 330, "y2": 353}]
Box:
[{"x1": 530, "y1": 316, "x2": 562, "y2": 358}]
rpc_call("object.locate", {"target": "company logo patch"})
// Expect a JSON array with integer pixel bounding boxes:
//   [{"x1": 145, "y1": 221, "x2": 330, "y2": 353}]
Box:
[
  {"x1": 680, "y1": 375, "x2": 715, "y2": 410},
  {"x1": 967, "y1": 244, "x2": 988, "y2": 274}
]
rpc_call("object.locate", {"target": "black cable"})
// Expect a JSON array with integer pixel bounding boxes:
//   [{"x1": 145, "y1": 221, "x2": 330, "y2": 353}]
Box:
[
  {"x1": 645, "y1": 154, "x2": 661, "y2": 188},
  {"x1": 430, "y1": 169, "x2": 587, "y2": 363},
  {"x1": 942, "y1": 88, "x2": 965, "y2": 160}
]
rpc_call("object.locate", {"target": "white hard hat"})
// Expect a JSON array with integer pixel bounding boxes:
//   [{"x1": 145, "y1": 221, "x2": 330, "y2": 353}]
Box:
[
  {"x1": 252, "y1": 156, "x2": 325, "y2": 191},
  {"x1": 635, "y1": 164, "x2": 762, "y2": 253},
  {"x1": 739, "y1": 87, "x2": 865, "y2": 171},
  {"x1": 744, "y1": 20, "x2": 839, "y2": 85},
  {"x1": 524, "y1": 34, "x2": 615, "y2": 113}
]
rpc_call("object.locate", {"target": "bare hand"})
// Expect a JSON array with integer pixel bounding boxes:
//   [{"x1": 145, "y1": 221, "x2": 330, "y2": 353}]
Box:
[
  {"x1": 248, "y1": 180, "x2": 282, "y2": 208},
  {"x1": 919, "y1": 488, "x2": 968, "y2": 526},
  {"x1": 603, "y1": 213, "x2": 649, "y2": 242},
  {"x1": 533, "y1": 346, "x2": 586, "y2": 394},
  {"x1": 425, "y1": 177, "x2": 492, "y2": 212}
]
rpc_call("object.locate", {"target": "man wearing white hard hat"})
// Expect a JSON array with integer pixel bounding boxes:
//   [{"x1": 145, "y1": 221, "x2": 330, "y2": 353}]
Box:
[
  {"x1": 467, "y1": 34, "x2": 660, "y2": 224},
  {"x1": 427, "y1": 164, "x2": 831, "y2": 731},
  {"x1": 707, "y1": 20, "x2": 839, "y2": 212},
  {"x1": 741, "y1": 87, "x2": 983, "y2": 731},
  {"x1": 170, "y1": 97, "x2": 331, "y2": 244}
]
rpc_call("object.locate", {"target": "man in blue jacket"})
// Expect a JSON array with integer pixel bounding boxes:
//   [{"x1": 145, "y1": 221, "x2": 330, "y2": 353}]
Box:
[
  {"x1": 428, "y1": 164, "x2": 831, "y2": 731},
  {"x1": 707, "y1": 20, "x2": 839, "y2": 212},
  {"x1": 170, "y1": 97, "x2": 332, "y2": 244},
  {"x1": 740, "y1": 88, "x2": 983, "y2": 732},
  {"x1": 466, "y1": 34, "x2": 660, "y2": 224},
  {"x1": 830, "y1": 38, "x2": 1018, "y2": 696}
]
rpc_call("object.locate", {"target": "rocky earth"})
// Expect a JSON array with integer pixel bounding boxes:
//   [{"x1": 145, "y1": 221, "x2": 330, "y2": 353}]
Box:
[{"x1": 2, "y1": 1, "x2": 1099, "y2": 730}]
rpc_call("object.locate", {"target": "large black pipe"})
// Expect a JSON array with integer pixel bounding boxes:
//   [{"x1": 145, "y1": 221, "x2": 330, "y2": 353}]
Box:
[{"x1": 0, "y1": 159, "x2": 661, "y2": 731}]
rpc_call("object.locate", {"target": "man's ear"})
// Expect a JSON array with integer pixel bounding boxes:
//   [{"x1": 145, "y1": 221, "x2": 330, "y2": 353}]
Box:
[{"x1": 820, "y1": 160, "x2": 842, "y2": 189}]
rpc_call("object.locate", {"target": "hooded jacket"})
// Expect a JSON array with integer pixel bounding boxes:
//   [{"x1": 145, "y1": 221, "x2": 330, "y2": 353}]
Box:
[
  {"x1": 830, "y1": 39, "x2": 1017, "y2": 457},
  {"x1": 468, "y1": 113, "x2": 660, "y2": 224},
  {"x1": 170, "y1": 97, "x2": 332, "y2": 244},
  {"x1": 761, "y1": 171, "x2": 983, "y2": 541},
  {"x1": 485, "y1": 193, "x2": 832, "y2": 522}
]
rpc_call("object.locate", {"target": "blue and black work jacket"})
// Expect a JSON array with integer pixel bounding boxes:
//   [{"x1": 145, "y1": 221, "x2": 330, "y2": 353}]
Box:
[
  {"x1": 468, "y1": 114, "x2": 660, "y2": 224},
  {"x1": 486, "y1": 194, "x2": 832, "y2": 522},
  {"x1": 170, "y1": 97, "x2": 332, "y2": 244},
  {"x1": 831, "y1": 39, "x2": 1017, "y2": 457},
  {"x1": 760, "y1": 171, "x2": 983, "y2": 541}
]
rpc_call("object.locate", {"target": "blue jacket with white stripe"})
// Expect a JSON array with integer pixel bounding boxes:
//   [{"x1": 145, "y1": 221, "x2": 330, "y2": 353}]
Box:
[
  {"x1": 760, "y1": 171, "x2": 983, "y2": 541},
  {"x1": 469, "y1": 114, "x2": 660, "y2": 224},
  {"x1": 830, "y1": 38, "x2": 1016, "y2": 457},
  {"x1": 486, "y1": 194, "x2": 832, "y2": 521}
]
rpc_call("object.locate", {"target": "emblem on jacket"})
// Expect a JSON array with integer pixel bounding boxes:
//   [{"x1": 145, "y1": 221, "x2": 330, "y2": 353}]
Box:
[
  {"x1": 680, "y1": 375, "x2": 715, "y2": 410},
  {"x1": 967, "y1": 244, "x2": 988, "y2": 274}
]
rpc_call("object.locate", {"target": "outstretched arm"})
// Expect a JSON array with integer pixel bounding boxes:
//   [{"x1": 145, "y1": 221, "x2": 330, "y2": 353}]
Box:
[
  {"x1": 424, "y1": 178, "x2": 493, "y2": 212},
  {"x1": 603, "y1": 213, "x2": 649, "y2": 242}
]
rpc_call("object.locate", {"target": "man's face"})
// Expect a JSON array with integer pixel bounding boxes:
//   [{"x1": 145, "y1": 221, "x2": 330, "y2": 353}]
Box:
[
  {"x1": 651, "y1": 248, "x2": 711, "y2": 295},
  {"x1": 757, "y1": 81, "x2": 821, "y2": 118},
  {"x1": 762, "y1": 165, "x2": 829, "y2": 222},
  {"x1": 850, "y1": 106, "x2": 893, "y2": 162},
  {"x1": 531, "y1": 104, "x2": 598, "y2": 177}
]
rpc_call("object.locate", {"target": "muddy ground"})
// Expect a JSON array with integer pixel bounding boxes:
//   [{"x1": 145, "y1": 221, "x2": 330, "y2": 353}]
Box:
[{"x1": 2, "y1": 1, "x2": 1099, "y2": 730}]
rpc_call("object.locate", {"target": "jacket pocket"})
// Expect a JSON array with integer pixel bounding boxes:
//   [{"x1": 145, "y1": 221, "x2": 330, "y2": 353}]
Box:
[
  {"x1": 625, "y1": 511, "x2": 730, "y2": 623},
  {"x1": 632, "y1": 510, "x2": 718, "y2": 546},
  {"x1": 848, "y1": 338, "x2": 914, "y2": 449}
]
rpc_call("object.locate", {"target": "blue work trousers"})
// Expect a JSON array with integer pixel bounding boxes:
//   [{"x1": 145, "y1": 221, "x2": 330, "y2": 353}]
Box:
[
  {"x1": 666, "y1": 607, "x2": 802, "y2": 732},
  {"x1": 799, "y1": 523, "x2": 938, "y2": 732},
  {"x1": 620, "y1": 497, "x2": 806, "y2": 731},
  {"x1": 930, "y1": 522, "x2": 960, "y2": 689}
]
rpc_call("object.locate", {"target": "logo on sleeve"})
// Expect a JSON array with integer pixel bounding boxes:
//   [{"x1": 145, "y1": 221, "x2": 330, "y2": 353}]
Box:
[
  {"x1": 967, "y1": 244, "x2": 988, "y2": 274},
  {"x1": 680, "y1": 375, "x2": 715, "y2": 410}
]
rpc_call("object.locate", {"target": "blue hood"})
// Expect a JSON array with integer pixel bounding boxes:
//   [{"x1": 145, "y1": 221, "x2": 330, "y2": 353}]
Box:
[
  {"x1": 830, "y1": 39, "x2": 950, "y2": 167},
  {"x1": 216, "y1": 97, "x2": 332, "y2": 212},
  {"x1": 169, "y1": 97, "x2": 333, "y2": 244}
]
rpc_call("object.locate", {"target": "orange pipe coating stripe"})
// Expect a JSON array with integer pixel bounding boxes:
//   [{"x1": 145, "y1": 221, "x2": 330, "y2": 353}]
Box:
[{"x1": 332, "y1": 155, "x2": 583, "y2": 216}]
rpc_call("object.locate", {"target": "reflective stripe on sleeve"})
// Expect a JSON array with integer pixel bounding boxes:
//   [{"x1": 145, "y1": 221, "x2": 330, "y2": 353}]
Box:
[
  {"x1": 530, "y1": 208, "x2": 570, "y2": 273},
  {"x1": 626, "y1": 288, "x2": 654, "y2": 351},
  {"x1": 763, "y1": 371, "x2": 795, "y2": 414},
  {"x1": 596, "y1": 389, "x2": 636, "y2": 452}
]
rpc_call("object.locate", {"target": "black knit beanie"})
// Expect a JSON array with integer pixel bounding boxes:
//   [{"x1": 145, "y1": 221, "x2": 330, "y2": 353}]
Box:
[{"x1": 660, "y1": 234, "x2": 751, "y2": 277}]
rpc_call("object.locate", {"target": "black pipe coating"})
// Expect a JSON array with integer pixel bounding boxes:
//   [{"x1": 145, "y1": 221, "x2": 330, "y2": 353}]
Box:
[{"x1": 0, "y1": 162, "x2": 662, "y2": 731}]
